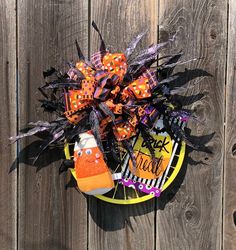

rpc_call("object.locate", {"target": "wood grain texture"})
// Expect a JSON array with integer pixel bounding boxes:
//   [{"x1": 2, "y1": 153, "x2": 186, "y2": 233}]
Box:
[
  {"x1": 157, "y1": 0, "x2": 227, "y2": 249},
  {"x1": 224, "y1": 0, "x2": 236, "y2": 249},
  {"x1": 89, "y1": 1, "x2": 158, "y2": 249},
  {"x1": 17, "y1": 1, "x2": 88, "y2": 249},
  {"x1": 0, "y1": 1, "x2": 234, "y2": 249},
  {"x1": 0, "y1": 1, "x2": 17, "y2": 249}
]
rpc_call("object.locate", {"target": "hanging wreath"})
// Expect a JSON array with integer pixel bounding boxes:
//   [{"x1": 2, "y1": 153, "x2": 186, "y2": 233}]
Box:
[{"x1": 10, "y1": 22, "x2": 199, "y2": 204}]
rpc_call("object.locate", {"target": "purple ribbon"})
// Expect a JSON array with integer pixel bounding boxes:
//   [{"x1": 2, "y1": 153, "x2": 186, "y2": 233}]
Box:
[{"x1": 119, "y1": 178, "x2": 161, "y2": 197}]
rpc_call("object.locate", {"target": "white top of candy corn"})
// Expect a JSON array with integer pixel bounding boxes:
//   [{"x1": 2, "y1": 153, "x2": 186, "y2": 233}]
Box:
[{"x1": 74, "y1": 132, "x2": 98, "y2": 150}]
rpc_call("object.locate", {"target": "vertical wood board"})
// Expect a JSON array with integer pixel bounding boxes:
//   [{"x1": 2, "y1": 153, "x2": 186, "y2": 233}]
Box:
[
  {"x1": 89, "y1": 1, "x2": 158, "y2": 250},
  {"x1": 0, "y1": 1, "x2": 17, "y2": 249},
  {"x1": 17, "y1": 1, "x2": 88, "y2": 249},
  {"x1": 224, "y1": 0, "x2": 236, "y2": 249},
  {"x1": 156, "y1": 0, "x2": 227, "y2": 249}
]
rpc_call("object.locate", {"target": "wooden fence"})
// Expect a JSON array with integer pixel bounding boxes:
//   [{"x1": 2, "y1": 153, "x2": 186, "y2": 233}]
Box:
[{"x1": 0, "y1": 0, "x2": 235, "y2": 249}]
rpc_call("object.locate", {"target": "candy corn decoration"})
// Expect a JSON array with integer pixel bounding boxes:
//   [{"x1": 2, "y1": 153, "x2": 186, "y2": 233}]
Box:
[{"x1": 73, "y1": 131, "x2": 114, "y2": 195}]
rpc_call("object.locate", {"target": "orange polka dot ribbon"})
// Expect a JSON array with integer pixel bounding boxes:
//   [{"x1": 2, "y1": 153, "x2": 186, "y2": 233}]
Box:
[{"x1": 64, "y1": 49, "x2": 161, "y2": 139}]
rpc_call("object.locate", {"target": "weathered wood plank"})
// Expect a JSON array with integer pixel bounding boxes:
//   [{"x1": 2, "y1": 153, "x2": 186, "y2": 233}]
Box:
[
  {"x1": 89, "y1": 1, "x2": 158, "y2": 250},
  {"x1": 157, "y1": 0, "x2": 227, "y2": 249},
  {"x1": 17, "y1": 1, "x2": 88, "y2": 249},
  {"x1": 224, "y1": 1, "x2": 236, "y2": 249},
  {"x1": 0, "y1": 1, "x2": 17, "y2": 249}
]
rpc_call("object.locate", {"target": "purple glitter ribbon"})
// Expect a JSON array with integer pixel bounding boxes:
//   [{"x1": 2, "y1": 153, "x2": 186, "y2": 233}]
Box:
[{"x1": 119, "y1": 178, "x2": 161, "y2": 197}]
